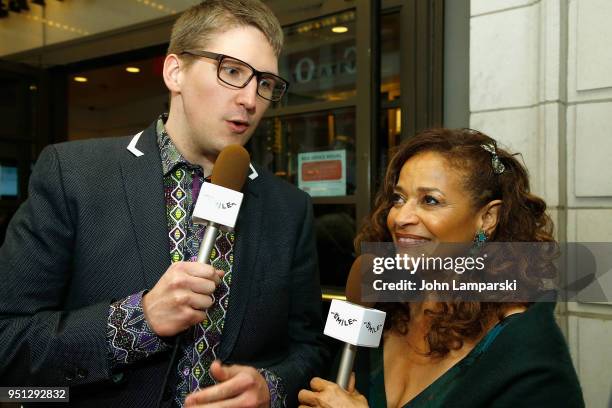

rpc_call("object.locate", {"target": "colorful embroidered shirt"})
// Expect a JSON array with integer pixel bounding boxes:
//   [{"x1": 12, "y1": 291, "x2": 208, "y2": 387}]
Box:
[{"x1": 106, "y1": 115, "x2": 285, "y2": 407}]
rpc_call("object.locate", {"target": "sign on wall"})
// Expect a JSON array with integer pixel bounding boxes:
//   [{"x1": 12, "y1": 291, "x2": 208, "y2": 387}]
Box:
[{"x1": 297, "y1": 149, "x2": 346, "y2": 197}]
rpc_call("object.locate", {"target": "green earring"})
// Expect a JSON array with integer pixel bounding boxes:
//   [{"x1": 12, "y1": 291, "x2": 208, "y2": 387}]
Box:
[{"x1": 471, "y1": 228, "x2": 488, "y2": 254}]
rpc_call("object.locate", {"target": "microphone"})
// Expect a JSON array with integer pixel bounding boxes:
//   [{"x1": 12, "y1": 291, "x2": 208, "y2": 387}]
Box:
[
  {"x1": 324, "y1": 299, "x2": 386, "y2": 389},
  {"x1": 192, "y1": 144, "x2": 250, "y2": 264}
]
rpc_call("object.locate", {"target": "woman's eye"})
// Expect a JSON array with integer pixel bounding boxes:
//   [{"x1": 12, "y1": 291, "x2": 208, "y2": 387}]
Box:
[
  {"x1": 423, "y1": 195, "x2": 439, "y2": 205},
  {"x1": 391, "y1": 193, "x2": 405, "y2": 205}
]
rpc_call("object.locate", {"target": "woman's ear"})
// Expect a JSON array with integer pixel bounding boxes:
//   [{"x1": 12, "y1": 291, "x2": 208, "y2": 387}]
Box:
[
  {"x1": 480, "y1": 199, "x2": 502, "y2": 236},
  {"x1": 163, "y1": 54, "x2": 183, "y2": 94}
]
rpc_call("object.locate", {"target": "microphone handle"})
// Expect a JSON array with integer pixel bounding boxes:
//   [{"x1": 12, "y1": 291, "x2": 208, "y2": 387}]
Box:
[
  {"x1": 196, "y1": 221, "x2": 219, "y2": 264},
  {"x1": 336, "y1": 343, "x2": 357, "y2": 389}
]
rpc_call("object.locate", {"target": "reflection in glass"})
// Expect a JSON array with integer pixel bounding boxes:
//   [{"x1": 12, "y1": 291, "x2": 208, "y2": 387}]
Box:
[
  {"x1": 378, "y1": 108, "x2": 402, "y2": 179},
  {"x1": 381, "y1": 12, "x2": 400, "y2": 104},
  {"x1": 278, "y1": 10, "x2": 357, "y2": 106},
  {"x1": 378, "y1": 12, "x2": 402, "y2": 185},
  {"x1": 249, "y1": 108, "x2": 356, "y2": 196},
  {"x1": 68, "y1": 54, "x2": 168, "y2": 140}
]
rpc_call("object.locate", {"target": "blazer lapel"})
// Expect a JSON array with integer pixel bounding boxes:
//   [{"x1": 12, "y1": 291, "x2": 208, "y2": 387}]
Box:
[
  {"x1": 119, "y1": 122, "x2": 170, "y2": 288},
  {"x1": 219, "y1": 176, "x2": 263, "y2": 360}
]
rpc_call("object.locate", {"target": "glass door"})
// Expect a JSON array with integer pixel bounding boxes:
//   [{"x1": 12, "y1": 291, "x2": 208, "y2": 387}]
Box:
[
  {"x1": 0, "y1": 60, "x2": 48, "y2": 243},
  {"x1": 248, "y1": 8, "x2": 360, "y2": 293}
]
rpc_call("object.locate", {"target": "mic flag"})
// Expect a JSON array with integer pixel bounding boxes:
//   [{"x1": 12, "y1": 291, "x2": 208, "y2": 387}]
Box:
[
  {"x1": 324, "y1": 299, "x2": 386, "y2": 348},
  {"x1": 324, "y1": 299, "x2": 386, "y2": 389},
  {"x1": 192, "y1": 145, "x2": 250, "y2": 230}
]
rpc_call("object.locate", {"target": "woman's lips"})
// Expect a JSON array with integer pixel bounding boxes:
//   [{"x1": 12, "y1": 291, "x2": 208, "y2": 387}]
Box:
[{"x1": 395, "y1": 235, "x2": 431, "y2": 246}]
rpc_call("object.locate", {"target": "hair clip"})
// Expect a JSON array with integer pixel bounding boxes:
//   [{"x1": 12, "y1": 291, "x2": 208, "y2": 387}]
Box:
[{"x1": 480, "y1": 143, "x2": 505, "y2": 174}]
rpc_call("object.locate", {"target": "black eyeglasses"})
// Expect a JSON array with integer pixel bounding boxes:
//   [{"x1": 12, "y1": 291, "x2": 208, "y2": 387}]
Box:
[{"x1": 181, "y1": 50, "x2": 289, "y2": 102}]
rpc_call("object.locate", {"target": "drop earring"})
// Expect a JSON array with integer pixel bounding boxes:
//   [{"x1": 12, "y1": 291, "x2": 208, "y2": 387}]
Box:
[{"x1": 471, "y1": 228, "x2": 488, "y2": 254}]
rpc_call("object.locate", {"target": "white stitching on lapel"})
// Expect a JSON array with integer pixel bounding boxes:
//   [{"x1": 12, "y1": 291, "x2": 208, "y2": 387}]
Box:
[
  {"x1": 248, "y1": 163, "x2": 258, "y2": 180},
  {"x1": 127, "y1": 131, "x2": 144, "y2": 157}
]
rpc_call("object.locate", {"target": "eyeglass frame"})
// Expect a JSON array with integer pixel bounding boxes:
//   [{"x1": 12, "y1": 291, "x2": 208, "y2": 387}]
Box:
[{"x1": 180, "y1": 50, "x2": 289, "y2": 102}]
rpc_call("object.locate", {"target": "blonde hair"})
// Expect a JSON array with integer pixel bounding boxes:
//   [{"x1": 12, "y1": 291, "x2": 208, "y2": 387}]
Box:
[{"x1": 168, "y1": 0, "x2": 284, "y2": 67}]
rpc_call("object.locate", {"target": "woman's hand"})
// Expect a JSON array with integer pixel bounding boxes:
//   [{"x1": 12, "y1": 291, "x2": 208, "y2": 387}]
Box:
[{"x1": 298, "y1": 374, "x2": 369, "y2": 408}]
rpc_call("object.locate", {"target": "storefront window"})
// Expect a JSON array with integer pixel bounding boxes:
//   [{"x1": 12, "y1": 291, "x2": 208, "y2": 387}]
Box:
[
  {"x1": 249, "y1": 10, "x2": 403, "y2": 291},
  {"x1": 278, "y1": 10, "x2": 357, "y2": 106},
  {"x1": 249, "y1": 107, "x2": 356, "y2": 196},
  {"x1": 381, "y1": 12, "x2": 400, "y2": 105},
  {"x1": 68, "y1": 54, "x2": 167, "y2": 140},
  {"x1": 379, "y1": 12, "x2": 401, "y2": 180}
]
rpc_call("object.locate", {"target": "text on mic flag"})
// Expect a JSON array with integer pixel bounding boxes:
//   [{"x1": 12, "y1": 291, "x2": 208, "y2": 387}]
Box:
[
  {"x1": 192, "y1": 182, "x2": 244, "y2": 230},
  {"x1": 324, "y1": 299, "x2": 386, "y2": 347}
]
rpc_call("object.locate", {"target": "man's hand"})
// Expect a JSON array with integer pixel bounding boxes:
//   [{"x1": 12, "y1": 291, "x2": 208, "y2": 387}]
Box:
[
  {"x1": 184, "y1": 360, "x2": 271, "y2": 408},
  {"x1": 142, "y1": 261, "x2": 223, "y2": 337},
  {"x1": 298, "y1": 375, "x2": 368, "y2": 408}
]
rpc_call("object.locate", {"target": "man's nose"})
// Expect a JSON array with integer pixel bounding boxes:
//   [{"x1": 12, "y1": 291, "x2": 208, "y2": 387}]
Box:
[{"x1": 235, "y1": 76, "x2": 258, "y2": 111}]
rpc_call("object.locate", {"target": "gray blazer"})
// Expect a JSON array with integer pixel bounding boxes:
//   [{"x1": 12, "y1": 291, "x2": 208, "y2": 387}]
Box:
[{"x1": 0, "y1": 121, "x2": 326, "y2": 407}]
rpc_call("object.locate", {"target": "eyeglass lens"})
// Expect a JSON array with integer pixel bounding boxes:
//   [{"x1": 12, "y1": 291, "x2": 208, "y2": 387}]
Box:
[{"x1": 218, "y1": 57, "x2": 285, "y2": 101}]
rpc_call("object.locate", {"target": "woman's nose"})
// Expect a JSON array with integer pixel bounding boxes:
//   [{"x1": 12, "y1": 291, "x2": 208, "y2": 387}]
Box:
[{"x1": 394, "y1": 201, "x2": 419, "y2": 226}]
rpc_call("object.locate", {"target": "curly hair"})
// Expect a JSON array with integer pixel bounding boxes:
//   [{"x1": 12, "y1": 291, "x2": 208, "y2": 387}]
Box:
[{"x1": 354, "y1": 128, "x2": 556, "y2": 357}]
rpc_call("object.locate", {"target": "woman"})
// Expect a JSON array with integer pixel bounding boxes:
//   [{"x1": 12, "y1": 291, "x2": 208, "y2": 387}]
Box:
[{"x1": 298, "y1": 128, "x2": 583, "y2": 407}]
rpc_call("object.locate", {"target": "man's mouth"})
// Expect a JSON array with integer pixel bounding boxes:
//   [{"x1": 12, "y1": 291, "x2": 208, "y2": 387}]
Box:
[{"x1": 226, "y1": 119, "x2": 250, "y2": 134}]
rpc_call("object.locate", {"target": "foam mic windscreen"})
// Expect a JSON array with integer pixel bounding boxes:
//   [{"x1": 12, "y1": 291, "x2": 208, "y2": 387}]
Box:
[
  {"x1": 345, "y1": 254, "x2": 376, "y2": 308},
  {"x1": 211, "y1": 144, "x2": 250, "y2": 191}
]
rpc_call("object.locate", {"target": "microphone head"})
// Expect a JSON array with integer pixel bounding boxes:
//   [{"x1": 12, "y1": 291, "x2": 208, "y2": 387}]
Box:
[
  {"x1": 346, "y1": 254, "x2": 376, "y2": 308},
  {"x1": 211, "y1": 145, "x2": 251, "y2": 191}
]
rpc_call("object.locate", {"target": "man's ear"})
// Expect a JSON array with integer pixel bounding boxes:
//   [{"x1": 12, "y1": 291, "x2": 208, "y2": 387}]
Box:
[
  {"x1": 480, "y1": 199, "x2": 502, "y2": 236},
  {"x1": 163, "y1": 54, "x2": 183, "y2": 94}
]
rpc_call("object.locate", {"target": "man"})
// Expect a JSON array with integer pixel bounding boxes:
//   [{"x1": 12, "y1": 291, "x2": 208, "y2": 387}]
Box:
[{"x1": 0, "y1": 1, "x2": 326, "y2": 407}]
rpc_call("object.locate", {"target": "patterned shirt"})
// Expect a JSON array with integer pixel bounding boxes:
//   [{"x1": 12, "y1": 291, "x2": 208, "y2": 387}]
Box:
[{"x1": 106, "y1": 114, "x2": 286, "y2": 407}]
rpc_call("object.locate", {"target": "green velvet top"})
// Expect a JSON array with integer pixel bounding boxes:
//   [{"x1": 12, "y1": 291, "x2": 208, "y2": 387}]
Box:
[{"x1": 354, "y1": 302, "x2": 584, "y2": 408}]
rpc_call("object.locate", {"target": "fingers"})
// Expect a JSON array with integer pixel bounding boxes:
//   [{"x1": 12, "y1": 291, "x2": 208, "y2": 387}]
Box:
[
  {"x1": 167, "y1": 263, "x2": 222, "y2": 297},
  {"x1": 185, "y1": 382, "x2": 237, "y2": 406},
  {"x1": 299, "y1": 379, "x2": 367, "y2": 408},
  {"x1": 185, "y1": 393, "x2": 252, "y2": 408},
  {"x1": 298, "y1": 389, "x2": 318, "y2": 406},
  {"x1": 162, "y1": 264, "x2": 219, "y2": 290},
  {"x1": 309, "y1": 377, "x2": 334, "y2": 392},
  {"x1": 348, "y1": 372, "x2": 356, "y2": 392},
  {"x1": 209, "y1": 360, "x2": 242, "y2": 383},
  {"x1": 182, "y1": 262, "x2": 224, "y2": 285},
  {"x1": 189, "y1": 362, "x2": 239, "y2": 404},
  {"x1": 143, "y1": 261, "x2": 226, "y2": 337},
  {"x1": 186, "y1": 293, "x2": 214, "y2": 311},
  {"x1": 185, "y1": 363, "x2": 256, "y2": 405},
  {"x1": 185, "y1": 275, "x2": 218, "y2": 296},
  {"x1": 209, "y1": 360, "x2": 228, "y2": 382},
  {"x1": 165, "y1": 276, "x2": 214, "y2": 309}
]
